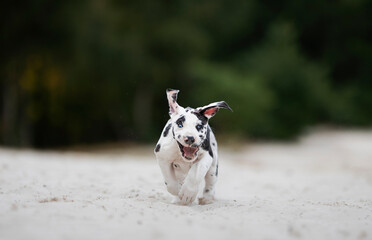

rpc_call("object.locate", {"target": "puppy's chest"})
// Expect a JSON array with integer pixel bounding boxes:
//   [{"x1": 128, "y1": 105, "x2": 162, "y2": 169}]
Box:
[{"x1": 172, "y1": 160, "x2": 194, "y2": 182}]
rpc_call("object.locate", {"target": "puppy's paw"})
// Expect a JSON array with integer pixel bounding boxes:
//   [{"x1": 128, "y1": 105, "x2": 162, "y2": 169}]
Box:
[
  {"x1": 178, "y1": 183, "x2": 199, "y2": 205},
  {"x1": 171, "y1": 196, "x2": 181, "y2": 204},
  {"x1": 198, "y1": 196, "x2": 214, "y2": 205}
]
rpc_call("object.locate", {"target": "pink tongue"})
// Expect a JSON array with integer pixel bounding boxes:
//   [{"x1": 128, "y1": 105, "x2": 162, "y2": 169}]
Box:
[{"x1": 183, "y1": 147, "x2": 197, "y2": 157}]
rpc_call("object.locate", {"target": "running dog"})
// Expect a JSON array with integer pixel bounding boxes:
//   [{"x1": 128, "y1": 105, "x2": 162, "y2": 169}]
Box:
[{"x1": 154, "y1": 89, "x2": 232, "y2": 205}]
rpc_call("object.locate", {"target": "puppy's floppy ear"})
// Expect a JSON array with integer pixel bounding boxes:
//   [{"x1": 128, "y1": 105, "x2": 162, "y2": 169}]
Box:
[
  {"x1": 197, "y1": 101, "x2": 233, "y2": 119},
  {"x1": 166, "y1": 88, "x2": 181, "y2": 116}
]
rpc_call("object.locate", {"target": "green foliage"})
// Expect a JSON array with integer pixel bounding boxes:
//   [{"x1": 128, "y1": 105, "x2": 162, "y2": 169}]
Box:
[
  {"x1": 188, "y1": 61, "x2": 274, "y2": 137},
  {"x1": 238, "y1": 23, "x2": 332, "y2": 138},
  {"x1": 187, "y1": 23, "x2": 333, "y2": 139},
  {"x1": 1, "y1": 0, "x2": 371, "y2": 147}
]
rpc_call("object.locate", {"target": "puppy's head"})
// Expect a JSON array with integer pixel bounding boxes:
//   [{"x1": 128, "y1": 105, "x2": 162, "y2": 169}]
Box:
[{"x1": 166, "y1": 88, "x2": 232, "y2": 162}]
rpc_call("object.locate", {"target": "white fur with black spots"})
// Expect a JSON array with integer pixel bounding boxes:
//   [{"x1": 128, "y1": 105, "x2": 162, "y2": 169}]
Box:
[{"x1": 154, "y1": 89, "x2": 232, "y2": 205}]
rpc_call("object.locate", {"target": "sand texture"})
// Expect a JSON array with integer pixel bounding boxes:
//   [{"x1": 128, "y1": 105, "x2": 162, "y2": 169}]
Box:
[{"x1": 0, "y1": 130, "x2": 371, "y2": 240}]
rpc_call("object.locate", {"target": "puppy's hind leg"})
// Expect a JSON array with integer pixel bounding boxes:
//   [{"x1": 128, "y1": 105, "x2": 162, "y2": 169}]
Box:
[{"x1": 199, "y1": 161, "x2": 218, "y2": 205}]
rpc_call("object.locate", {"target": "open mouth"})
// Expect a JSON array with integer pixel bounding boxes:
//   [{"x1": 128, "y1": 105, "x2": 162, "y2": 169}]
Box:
[{"x1": 177, "y1": 141, "x2": 199, "y2": 161}]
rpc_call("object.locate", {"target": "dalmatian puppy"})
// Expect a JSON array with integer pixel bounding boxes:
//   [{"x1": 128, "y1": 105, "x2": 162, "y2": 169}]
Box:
[{"x1": 154, "y1": 89, "x2": 232, "y2": 205}]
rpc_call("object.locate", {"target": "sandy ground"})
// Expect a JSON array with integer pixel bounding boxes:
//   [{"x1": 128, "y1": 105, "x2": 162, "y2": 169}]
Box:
[{"x1": 0, "y1": 129, "x2": 371, "y2": 240}]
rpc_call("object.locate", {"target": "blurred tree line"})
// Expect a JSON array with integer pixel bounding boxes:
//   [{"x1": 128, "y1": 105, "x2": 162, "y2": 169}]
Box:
[{"x1": 1, "y1": 0, "x2": 371, "y2": 148}]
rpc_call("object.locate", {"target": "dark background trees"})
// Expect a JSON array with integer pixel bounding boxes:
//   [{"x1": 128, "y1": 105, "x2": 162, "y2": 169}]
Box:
[{"x1": 1, "y1": 0, "x2": 371, "y2": 148}]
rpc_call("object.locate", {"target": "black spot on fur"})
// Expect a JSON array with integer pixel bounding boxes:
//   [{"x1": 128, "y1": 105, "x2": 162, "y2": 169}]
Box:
[
  {"x1": 201, "y1": 127, "x2": 213, "y2": 158},
  {"x1": 173, "y1": 163, "x2": 179, "y2": 168},
  {"x1": 176, "y1": 116, "x2": 185, "y2": 125},
  {"x1": 212, "y1": 143, "x2": 215, "y2": 146},
  {"x1": 165, "y1": 182, "x2": 167, "y2": 185},
  {"x1": 172, "y1": 93, "x2": 177, "y2": 103},
  {"x1": 217, "y1": 101, "x2": 233, "y2": 112},
  {"x1": 192, "y1": 111, "x2": 208, "y2": 125},
  {"x1": 178, "y1": 135, "x2": 181, "y2": 139},
  {"x1": 199, "y1": 102, "x2": 233, "y2": 117},
  {"x1": 216, "y1": 163, "x2": 219, "y2": 176},
  {"x1": 155, "y1": 144, "x2": 161, "y2": 152},
  {"x1": 163, "y1": 123, "x2": 172, "y2": 137},
  {"x1": 199, "y1": 135, "x2": 203, "y2": 138},
  {"x1": 205, "y1": 189, "x2": 209, "y2": 193},
  {"x1": 167, "y1": 89, "x2": 178, "y2": 102}
]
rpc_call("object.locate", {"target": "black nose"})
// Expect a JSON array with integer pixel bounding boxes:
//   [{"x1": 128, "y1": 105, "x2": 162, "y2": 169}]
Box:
[{"x1": 184, "y1": 136, "x2": 195, "y2": 144}]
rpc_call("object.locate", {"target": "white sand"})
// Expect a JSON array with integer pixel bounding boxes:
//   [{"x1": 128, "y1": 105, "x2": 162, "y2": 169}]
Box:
[{"x1": 0, "y1": 129, "x2": 371, "y2": 240}]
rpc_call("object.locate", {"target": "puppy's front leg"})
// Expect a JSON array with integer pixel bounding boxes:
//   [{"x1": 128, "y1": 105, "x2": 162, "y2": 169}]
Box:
[
  {"x1": 157, "y1": 159, "x2": 180, "y2": 196},
  {"x1": 179, "y1": 156, "x2": 213, "y2": 205}
]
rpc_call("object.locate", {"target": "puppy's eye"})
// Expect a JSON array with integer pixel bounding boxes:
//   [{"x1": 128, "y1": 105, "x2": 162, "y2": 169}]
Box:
[
  {"x1": 196, "y1": 124, "x2": 203, "y2": 130},
  {"x1": 177, "y1": 122, "x2": 183, "y2": 128}
]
